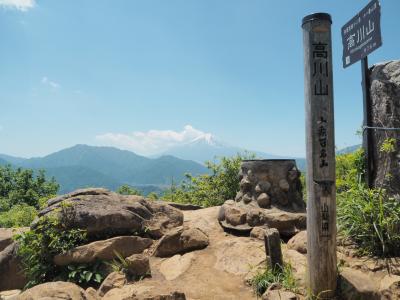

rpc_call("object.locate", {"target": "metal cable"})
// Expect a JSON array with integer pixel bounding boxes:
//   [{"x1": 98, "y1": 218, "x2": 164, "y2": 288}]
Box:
[{"x1": 362, "y1": 126, "x2": 400, "y2": 132}]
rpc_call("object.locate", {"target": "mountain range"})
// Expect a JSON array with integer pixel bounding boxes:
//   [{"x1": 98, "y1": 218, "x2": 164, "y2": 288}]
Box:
[
  {"x1": 158, "y1": 135, "x2": 306, "y2": 171},
  {"x1": 0, "y1": 135, "x2": 356, "y2": 195},
  {"x1": 0, "y1": 145, "x2": 208, "y2": 194}
]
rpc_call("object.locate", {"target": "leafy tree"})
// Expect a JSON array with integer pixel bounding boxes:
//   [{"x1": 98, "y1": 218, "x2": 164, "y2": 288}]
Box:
[
  {"x1": 0, "y1": 165, "x2": 58, "y2": 227},
  {"x1": 116, "y1": 184, "x2": 142, "y2": 196},
  {"x1": 162, "y1": 152, "x2": 255, "y2": 207}
]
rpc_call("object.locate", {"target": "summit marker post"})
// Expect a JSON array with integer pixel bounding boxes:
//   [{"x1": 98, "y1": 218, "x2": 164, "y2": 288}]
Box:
[{"x1": 302, "y1": 13, "x2": 337, "y2": 298}]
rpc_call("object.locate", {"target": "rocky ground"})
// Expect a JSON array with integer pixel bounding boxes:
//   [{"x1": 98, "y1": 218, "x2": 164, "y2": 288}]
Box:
[{"x1": 1, "y1": 189, "x2": 400, "y2": 299}]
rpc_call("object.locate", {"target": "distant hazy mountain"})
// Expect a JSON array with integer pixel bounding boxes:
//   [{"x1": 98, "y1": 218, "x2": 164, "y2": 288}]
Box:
[
  {"x1": 0, "y1": 145, "x2": 208, "y2": 194},
  {"x1": 336, "y1": 144, "x2": 361, "y2": 155},
  {"x1": 159, "y1": 135, "x2": 306, "y2": 171}
]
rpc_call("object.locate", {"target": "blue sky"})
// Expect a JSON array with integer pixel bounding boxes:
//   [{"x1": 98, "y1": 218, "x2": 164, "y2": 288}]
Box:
[{"x1": 0, "y1": 0, "x2": 399, "y2": 158}]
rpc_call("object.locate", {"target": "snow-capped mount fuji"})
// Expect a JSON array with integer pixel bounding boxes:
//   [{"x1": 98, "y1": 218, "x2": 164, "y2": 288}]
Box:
[{"x1": 158, "y1": 134, "x2": 305, "y2": 169}]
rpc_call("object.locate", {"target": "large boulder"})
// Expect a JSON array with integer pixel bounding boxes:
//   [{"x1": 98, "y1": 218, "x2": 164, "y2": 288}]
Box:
[
  {"x1": 369, "y1": 60, "x2": 400, "y2": 195},
  {"x1": 37, "y1": 188, "x2": 183, "y2": 239},
  {"x1": 53, "y1": 236, "x2": 153, "y2": 266},
  {"x1": 0, "y1": 243, "x2": 27, "y2": 291},
  {"x1": 153, "y1": 227, "x2": 209, "y2": 258},
  {"x1": 16, "y1": 281, "x2": 96, "y2": 300},
  {"x1": 287, "y1": 231, "x2": 307, "y2": 254}
]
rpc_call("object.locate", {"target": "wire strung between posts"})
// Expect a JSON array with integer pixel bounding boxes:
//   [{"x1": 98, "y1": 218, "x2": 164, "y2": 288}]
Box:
[{"x1": 362, "y1": 126, "x2": 400, "y2": 132}]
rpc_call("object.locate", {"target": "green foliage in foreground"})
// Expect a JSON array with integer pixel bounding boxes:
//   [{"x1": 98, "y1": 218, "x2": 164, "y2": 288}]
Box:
[
  {"x1": 0, "y1": 165, "x2": 59, "y2": 210},
  {"x1": 337, "y1": 186, "x2": 400, "y2": 256},
  {"x1": 250, "y1": 263, "x2": 298, "y2": 296},
  {"x1": 64, "y1": 262, "x2": 104, "y2": 286},
  {"x1": 0, "y1": 204, "x2": 37, "y2": 228},
  {"x1": 0, "y1": 165, "x2": 59, "y2": 228},
  {"x1": 162, "y1": 153, "x2": 255, "y2": 207},
  {"x1": 336, "y1": 145, "x2": 400, "y2": 257},
  {"x1": 116, "y1": 184, "x2": 143, "y2": 196},
  {"x1": 15, "y1": 214, "x2": 88, "y2": 288}
]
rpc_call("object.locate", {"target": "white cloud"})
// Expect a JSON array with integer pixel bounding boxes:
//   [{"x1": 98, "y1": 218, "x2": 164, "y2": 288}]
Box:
[
  {"x1": 41, "y1": 76, "x2": 60, "y2": 89},
  {"x1": 96, "y1": 125, "x2": 212, "y2": 155},
  {"x1": 0, "y1": 0, "x2": 35, "y2": 11}
]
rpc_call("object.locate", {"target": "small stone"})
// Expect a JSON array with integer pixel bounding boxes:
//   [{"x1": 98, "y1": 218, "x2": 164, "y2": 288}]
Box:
[
  {"x1": 246, "y1": 210, "x2": 265, "y2": 227},
  {"x1": 242, "y1": 193, "x2": 252, "y2": 204},
  {"x1": 240, "y1": 178, "x2": 252, "y2": 192},
  {"x1": 235, "y1": 191, "x2": 243, "y2": 202},
  {"x1": 257, "y1": 193, "x2": 271, "y2": 208},
  {"x1": 98, "y1": 272, "x2": 127, "y2": 297},
  {"x1": 288, "y1": 167, "x2": 300, "y2": 181},
  {"x1": 250, "y1": 227, "x2": 267, "y2": 240},
  {"x1": 259, "y1": 181, "x2": 271, "y2": 192},
  {"x1": 85, "y1": 287, "x2": 98, "y2": 299},
  {"x1": 262, "y1": 290, "x2": 298, "y2": 300},
  {"x1": 125, "y1": 254, "x2": 151, "y2": 278},
  {"x1": 225, "y1": 207, "x2": 247, "y2": 225},
  {"x1": 279, "y1": 179, "x2": 290, "y2": 192}
]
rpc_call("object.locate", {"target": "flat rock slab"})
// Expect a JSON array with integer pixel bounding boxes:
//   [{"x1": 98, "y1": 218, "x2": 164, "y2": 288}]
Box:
[
  {"x1": 54, "y1": 236, "x2": 153, "y2": 266},
  {"x1": 159, "y1": 253, "x2": 195, "y2": 280},
  {"x1": 213, "y1": 238, "x2": 265, "y2": 275}
]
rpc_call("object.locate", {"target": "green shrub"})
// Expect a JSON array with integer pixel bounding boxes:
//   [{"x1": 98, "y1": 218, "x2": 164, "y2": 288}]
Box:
[
  {"x1": 0, "y1": 204, "x2": 37, "y2": 227},
  {"x1": 64, "y1": 262, "x2": 104, "y2": 286},
  {"x1": 336, "y1": 148, "x2": 365, "y2": 193},
  {"x1": 250, "y1": 263, "x2": 298, "y2": 296},
  {"x1": 336, "y1": 141, "x2": 400, "y2": 257},
  {"x1": 162, "y1": 152, "x2": 255, "y2": 207},
  {"x1": 337, "y1": 186, "x2": 400, "y2": 257},
  {"x1": 147, "y1": 192, "x2": 158, "y2": 200},
  {"x1": 15, "y1": 215, "x2": 87, "y2": 288},
  {"x1": 117, "y1": 185, "x2": 142, "y2": 196}
]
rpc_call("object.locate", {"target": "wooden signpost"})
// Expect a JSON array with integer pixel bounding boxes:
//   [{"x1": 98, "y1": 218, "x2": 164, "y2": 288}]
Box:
[
  {"x1": 302, "y1": 13, "x2": 337, "y2": 298},
  {"x1": 341, "y1": 0, "x2": 382, "y2": 187}
]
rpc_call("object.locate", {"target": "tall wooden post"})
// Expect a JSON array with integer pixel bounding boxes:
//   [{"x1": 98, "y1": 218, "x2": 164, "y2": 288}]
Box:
[{"x1": 302, "y1": 13, "x2": 337, "y2": 298}]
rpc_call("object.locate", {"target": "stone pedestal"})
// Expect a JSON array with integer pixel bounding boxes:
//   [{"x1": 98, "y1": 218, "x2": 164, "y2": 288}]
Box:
[
  {"x1": 218, "y1": 160, "x2": 306, "y2": 237},
  {"x1": 235, "y1": 159, "x2": 305, "y2": 211}
]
